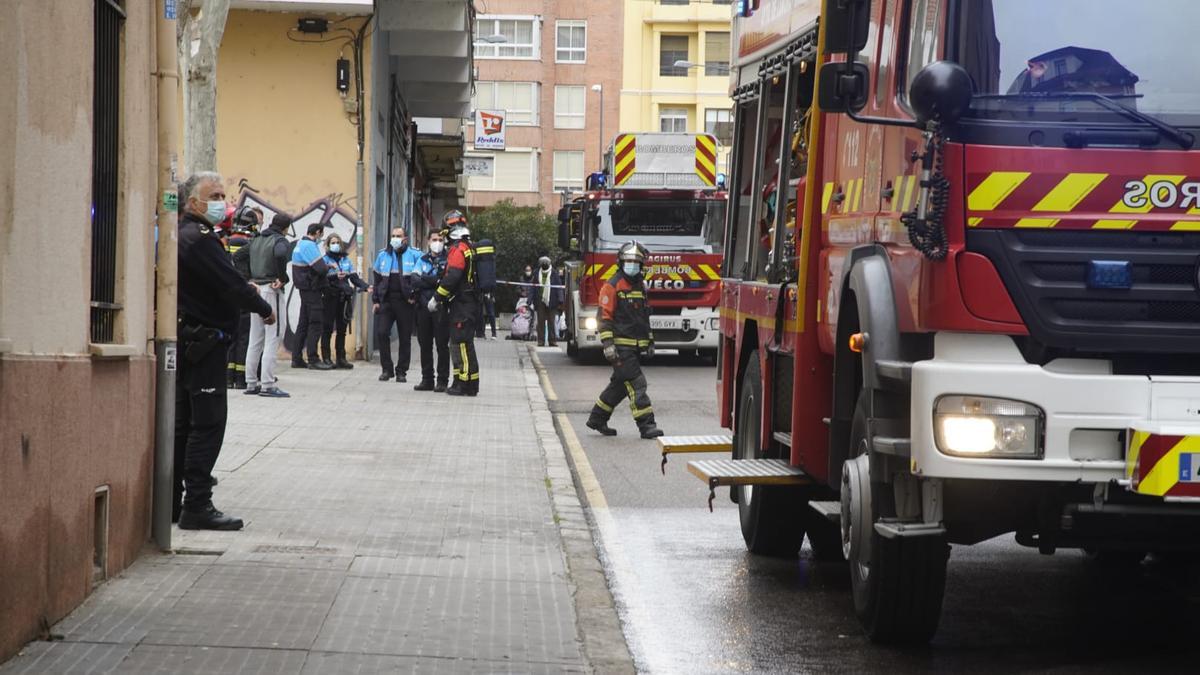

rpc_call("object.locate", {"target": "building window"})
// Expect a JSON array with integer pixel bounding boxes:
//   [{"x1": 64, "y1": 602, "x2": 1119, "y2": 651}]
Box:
[
  {"x1": 704, "y1": 32, "x2": 730, "y2": 76},
  {"x1": 472, "y1": 81, "x2": 539, "y2": 125},
  {"x1": 659, "y1": 107, "x2": 688, "y2": 133},
  {"x1": 554, "y1": 86, "x2": 586, "y2": 129},
  {"x1": 556, "y1": 20, "x2": 587, "y2": 63},
  {"x1": 475, "y1": 16, "x2": 538, "y2": 59},
  {"x1": 704, "y1": 109, "x2": 733, "y2": 145},
  {"x1": 553, "y1": 151, "x2": 586, "y2": 192},
  {"x1": 91, "y1": 0, "x2": 124, "y2": 344},
  {"x1": 467, "y1": 149, "x2": 538, "y2": 192},
  {"x1": 660, "y1": 35, "x2": 690, "y2": 77}
]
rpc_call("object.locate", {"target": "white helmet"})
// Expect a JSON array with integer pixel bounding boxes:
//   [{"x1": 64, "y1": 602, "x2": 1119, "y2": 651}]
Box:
[{"x1": 448, "y1": 224, "x2": 471, "y2": 241}]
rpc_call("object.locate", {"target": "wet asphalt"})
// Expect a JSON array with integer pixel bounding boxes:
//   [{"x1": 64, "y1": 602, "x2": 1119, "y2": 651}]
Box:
[{"x1": 538, "y1": 347, "x2": 1200, "y2": 674}]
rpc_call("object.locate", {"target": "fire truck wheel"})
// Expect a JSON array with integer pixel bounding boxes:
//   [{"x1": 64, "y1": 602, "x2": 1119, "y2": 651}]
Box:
[
  {"x1": 843, "y1": 391, "x2": 948, "y2": 645},
  {"x1": 736, "y1": 354, "x2": 805, "y2": 557},
  {"x1": 566, "y1": 338, "x2": 580, "y2": 358}
]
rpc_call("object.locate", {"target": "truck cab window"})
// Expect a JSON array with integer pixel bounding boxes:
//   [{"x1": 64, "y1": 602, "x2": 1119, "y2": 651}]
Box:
[
  {"x1": 727, "y1": 98, "x2": 761, "y2": 278},
  {"x1": 750, "y1": 76, "x2": 788, "y2": 281}
]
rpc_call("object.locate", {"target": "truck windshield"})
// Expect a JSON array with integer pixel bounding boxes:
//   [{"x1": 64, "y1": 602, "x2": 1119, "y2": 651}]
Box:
[
  {"x1": 594, "y1": 199, "x2": 726, "y2": 254},
  {"x1": 957, "y1": 0, "x2": 1200, "y2": 126}
]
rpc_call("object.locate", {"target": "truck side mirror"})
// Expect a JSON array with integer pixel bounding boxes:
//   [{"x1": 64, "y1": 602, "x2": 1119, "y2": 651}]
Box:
[
  {"x1": 818, "y1": 62, "x2": 869, "y2": 113},
  {"x1": 823, "y1": 0, "x2": 870, "y2": 54},
  {"x1": 909, "y1": 61, "x2": 974, "y2": 127},
  {"x1": 558, "y1": 208, "x2": 573, "y2": 251}
]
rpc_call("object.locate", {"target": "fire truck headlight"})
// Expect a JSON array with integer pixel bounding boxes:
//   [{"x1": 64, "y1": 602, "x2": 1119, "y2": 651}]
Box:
[
  {"x1": 707, "y1": 317, "x2": 720, "y2": 331},
  {"x1": 934, "y1": 396, "x2": 1043, "y2": 458},
  {"x1": 584, "y1": 317, "x2": 598, "y2": 331}
]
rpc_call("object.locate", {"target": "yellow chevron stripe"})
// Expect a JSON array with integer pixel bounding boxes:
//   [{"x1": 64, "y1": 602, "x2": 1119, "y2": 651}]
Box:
[
  {"x1": 615, "y1": 152, "x2": 635, "y2": 175},
  {"x1": 1171, "y1": 221, "x2": 1200, "y2": 231},
  {"x1": 601, "y1": 265, "x2": 617, "y2": 280},
  {"x1": 1093, "y1": 220, "x2": 1138, "y2": 230},
  {"x1": 615, "y1": 135, "x2": 635, "y2": 154},
  {"x1": 1140, "y1": 436, "x2": 1200, "y2": 496},
  {"x1": 903, "y1": 175, "x2": 918, "y2": 211},
  {"x1": 1126, "y1": 430, "x2": 1150, "y2": 480},
  {"x1": 821, "y1": 182, "x2": 834, "y2": 214},
  {"x1": 1014, "y1": 218, "x2": 1059, "y2": 229},
  {"x1": 968, "y1": 171, "x2": 1031, "y2": 212},
  {"x1": 697, "y1": 134, "x2": 717, "y2": 153},
  {"x1": 696, "y1": 153, "x2": 716, "y2": 174},
  {"x1": 852, "y1": 179, "x2": 864, "y2": 212},
  {"x1": 698, "y1": 264, "x2": 720, "y2": 280},
  {"x1": 684, "y1": 265, "x2": 702, "y2": 281},
  {"x1": 1111, "y1": 175, "x2": 1187, "y2": 214},
  {"x1": 968, "y1": 217, "x2": 983, "y2": 227},
  {"x1": 1033, "y1": 173, "x2": 1108, "y2": 212}
]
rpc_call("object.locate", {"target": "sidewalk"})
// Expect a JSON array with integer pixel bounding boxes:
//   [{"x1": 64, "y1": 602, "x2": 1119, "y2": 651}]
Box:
[{"x1": 0, "y1": 339, "x2": 606, "y2": 674}]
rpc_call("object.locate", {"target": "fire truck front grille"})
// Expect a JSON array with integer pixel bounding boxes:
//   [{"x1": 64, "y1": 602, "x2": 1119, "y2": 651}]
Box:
[
  {"x1": 653, "y1": 329, "x2": 700, "y2": 344},
  {"x1": 967, "y1": 229, "x2": 1200, "y2": 354}
]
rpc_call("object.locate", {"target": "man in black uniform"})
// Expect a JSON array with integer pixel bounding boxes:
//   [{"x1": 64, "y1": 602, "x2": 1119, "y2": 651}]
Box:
[
  {"x1": 429, "y1": 210, "x2": 480, "y2": 396},
  {"x1": 176, "y1": 172, "x2": 277, "y2": 529},
  {"x1": 412, "y1": 229, "x2": 451, "y2": 392},
  {"x1": 586, "y1": 241, "x2": 663, "y2": 439}
]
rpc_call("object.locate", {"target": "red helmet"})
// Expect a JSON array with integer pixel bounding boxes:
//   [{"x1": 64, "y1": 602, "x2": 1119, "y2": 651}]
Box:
[
  {"x1": 443, "y1": 209, "x2": 467, "y2": 227},
  {"x1": 216, "y1": 205, "x2": 236, "y2": 232}
]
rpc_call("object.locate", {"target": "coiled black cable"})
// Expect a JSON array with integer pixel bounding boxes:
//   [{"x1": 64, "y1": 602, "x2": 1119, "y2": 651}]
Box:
[{"x1": 901, "y1": 127, "x2": 950, "y2": 261}]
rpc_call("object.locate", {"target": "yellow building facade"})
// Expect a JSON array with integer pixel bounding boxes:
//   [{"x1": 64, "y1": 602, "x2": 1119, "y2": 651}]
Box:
[{"x1": 620, "y1": 0, "x2": 734, "y2": 173}]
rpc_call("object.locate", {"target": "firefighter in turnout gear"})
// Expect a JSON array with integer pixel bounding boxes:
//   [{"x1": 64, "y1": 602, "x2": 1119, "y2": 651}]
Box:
[
  {"x1": 429, "y1": 211, "x2": 481, "y2": 396},
  {"x1": 587, "y1": 241, "x2": 663, "y2": 439}
]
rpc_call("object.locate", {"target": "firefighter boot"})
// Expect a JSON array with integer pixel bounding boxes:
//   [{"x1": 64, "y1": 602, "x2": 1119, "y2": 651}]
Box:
[
  {"x1": 638, "y1": 416, "x2": 664, "y2": 440},
  {"x1": 466, "y1": 380, "x2": 479, "y2": 397},
  {"x1": 586, "y1": 415, "x2": 618, "y2": 436},
  {"x1": 446, "y1": 380, "x2": 468, "y2": 396}
]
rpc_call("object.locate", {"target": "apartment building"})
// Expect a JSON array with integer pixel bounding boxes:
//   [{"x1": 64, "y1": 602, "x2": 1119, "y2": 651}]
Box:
[
  {"x1": 620, "y1": 0, "x2": 735, "y2": 173},
  {"x1": 465, "y1": 1, "x2": 623, "y2": 210}
]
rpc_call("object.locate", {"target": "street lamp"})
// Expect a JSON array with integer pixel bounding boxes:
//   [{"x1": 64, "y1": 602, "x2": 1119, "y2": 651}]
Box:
[
  {"x1": 591, "y1": 84, "x2": 604, "y2": 171},
  {"x1": 673, "y1": 59, "x2": 702, "y2": 73}
]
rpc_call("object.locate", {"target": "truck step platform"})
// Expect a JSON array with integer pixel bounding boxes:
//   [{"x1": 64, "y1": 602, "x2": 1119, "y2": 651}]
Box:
[
  {"x1": 772, "y1": 431, "x2": 792, "y2": 447},
  {"x1": 687, "y1": 459, "x2": 809, "y2": 511},
  {"x1": 808, "y1": 500, "x2": 841, "y2": 525},
  {"x1": 657, "y1": 435, "x2": 732, "y2": 473}
]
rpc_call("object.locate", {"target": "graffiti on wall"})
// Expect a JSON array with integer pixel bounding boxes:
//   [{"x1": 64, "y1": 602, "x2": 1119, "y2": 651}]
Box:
[{"x1": 233, "y1": 180, "x2": 363, "y2": 350}]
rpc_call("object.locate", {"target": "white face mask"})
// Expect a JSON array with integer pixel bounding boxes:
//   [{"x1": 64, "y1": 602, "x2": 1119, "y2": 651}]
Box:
[
  {"x1": 329, "y1": 243, "x2": 342, "y2": 254},
  {"x1": 390, "y1": 237, "x2": 404, "y2": 249},
  {"x1": 622, "y1": 262, "x2": 642, "y2": 277},
  {"x1": 429, "y1": 241, "x2": 444, "y2": 254}
]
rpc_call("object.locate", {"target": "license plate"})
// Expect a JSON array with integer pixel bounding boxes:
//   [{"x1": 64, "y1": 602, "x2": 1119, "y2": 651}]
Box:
[{"x1": 650, "y1": 316, "x2": 682, "y2": 330}]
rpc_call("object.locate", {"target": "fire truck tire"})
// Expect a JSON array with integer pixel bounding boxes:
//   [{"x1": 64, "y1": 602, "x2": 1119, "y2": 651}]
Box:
[
  {"x1": 844, "y1": 392, "x2": 948, "y2": 644},
  {"x1": 566, "y1": 338, "x2": 580, "y2": 358},
  {"x1": 804, "y1": 511, "x2": 846, "y2": 562},
  {"x1": 736, "y1": 354, "x2": 805, "y2": 557}
]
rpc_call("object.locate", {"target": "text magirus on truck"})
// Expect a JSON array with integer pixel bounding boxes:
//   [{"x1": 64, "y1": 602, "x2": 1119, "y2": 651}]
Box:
[
  {"x1": 557, "y1": 132, "x2": 728, "y2": 361},
  {"x1": 656, "y1": 0, "x2": 1200, "y2": 646}
]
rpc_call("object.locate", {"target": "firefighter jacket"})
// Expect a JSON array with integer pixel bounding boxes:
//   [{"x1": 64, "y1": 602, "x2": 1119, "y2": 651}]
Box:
[
  {"x1": 598, "y1": 273, "x2": 653, "y2": 349},
  {"x1": 227, "y1": 232, "x2": 252, "y2": 280},
  {"x1": 371, "y1": 245, "x2": 422, "y2": 304},
  {"x1": 290, "y1": 237, "x2": 330, "y2": 291},
  {"x1": 436, "y1": 240, "x2": 479, "y2": 323}
]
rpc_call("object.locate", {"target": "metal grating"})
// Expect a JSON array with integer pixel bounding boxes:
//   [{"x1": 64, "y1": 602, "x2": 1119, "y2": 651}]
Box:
[{"x1": 90, "y1": 0, "x2": 125, "y2": 343}]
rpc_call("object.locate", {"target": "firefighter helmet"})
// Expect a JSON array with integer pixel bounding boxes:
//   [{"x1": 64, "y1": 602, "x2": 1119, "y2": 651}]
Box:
[
  {"x1": 617, "y1": 241, "x2": 648, "y2": 264},
  {"x1": 448, "y1": 224, "x2": 471, "y2": 241},
  {"x1": 443, "y1": 210, "x2": 467, "y2": 227}
]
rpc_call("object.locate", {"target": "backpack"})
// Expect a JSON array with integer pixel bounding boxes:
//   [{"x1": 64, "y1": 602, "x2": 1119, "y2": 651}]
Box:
[{"x1": 473, "y1": 239, "x2": 497, "y2": 292}]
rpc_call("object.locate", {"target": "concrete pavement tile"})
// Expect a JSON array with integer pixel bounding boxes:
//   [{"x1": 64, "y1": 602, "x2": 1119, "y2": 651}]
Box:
[
  {"x1": 300, "y1": 652, "x2": 586, "y2": 674},
  {"x1": 116, "y1": 645, "x2": 308, "y2": 674},
  {"x1": 0, "y1": 642, "x2": 133, "y2": 675},
  {"x1": 141, "y1": 565, "x2": 344, "y2": 650},
  {"x1": 53, "y1": 557, "x2": 210, "y2": 644}
]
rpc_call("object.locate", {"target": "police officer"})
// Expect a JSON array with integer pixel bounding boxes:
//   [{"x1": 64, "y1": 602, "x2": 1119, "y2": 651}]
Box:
[
  {"x1": 372, "y1": 226, "x2": 422, "y2": 382},
  {"x1": 412, "y1": 229, "x2": 451, "y2": 392},
  {"x1": 428, "y1": 210, "x2": 480, "y2": 396},
  {"x1": 319, "y1": 232, "x2": 369, "y2": 368},
  {"x1": 291, "y1": 223, "x2": 332, "y2": 370},
  {"x1": 586, "y1": 241, "x2": 663, "y2": 439},
  {"x1": 176, "y1": 171, "x2": 276, "y2": 529}
]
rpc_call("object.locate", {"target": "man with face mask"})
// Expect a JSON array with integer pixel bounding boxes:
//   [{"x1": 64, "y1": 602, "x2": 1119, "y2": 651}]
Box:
[
  {"x1": 176, "y1": 171, "x2": 277, "y2": 529},
  {"x1": 291, "y1": 223, "x2": 332, "y2": 370},
  {"x1": 372, "y1": 227, "x2": 422, "y2": 381},
  {"x1": 411, "y1": 230, "x2": 451, "y2": 392},
  {"x1": 527, "y1": 255, "x2": 564, "y2": 347},
  {"x1": 585, "y1": 241, "x2": 663, "y2": 440}
]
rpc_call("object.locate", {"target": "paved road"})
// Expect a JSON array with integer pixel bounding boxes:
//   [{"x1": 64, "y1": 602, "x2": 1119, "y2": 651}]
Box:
[{"x1": 538, "y1": 347, "x2": 1200, "y2": 674}]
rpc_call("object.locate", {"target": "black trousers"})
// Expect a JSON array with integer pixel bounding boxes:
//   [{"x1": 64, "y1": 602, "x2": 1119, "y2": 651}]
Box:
[
  {"x1": 319, "y1": 291, "x2": 351, "y2": 362},
  {"x1": 589, "y1": 348, "x2": 656, "y2": 430},
  {"x1": 449, "y1": 318, "x2": 479, "y2": 388},
  {"x1": 475, "y1": 296, "x2": 497, "y2": 338},
  {"x1": 294, "y1": 288, "x2": 325, "y2": 362},
  {"x1": 376, "y1": 296, "x2": 414, "y2": 376},
  {"x1": 174, "y1": 341, "x2": 229, "y2": 515},
  {"x1": 416, "y1": 304, "x2": 450, "y2": 385},
  {"x1": 226, "y1": 311, "x2": 251, "y2": 383},
  {"x1": 535, "y1": 301, "x2": 557, "y2": 345}
]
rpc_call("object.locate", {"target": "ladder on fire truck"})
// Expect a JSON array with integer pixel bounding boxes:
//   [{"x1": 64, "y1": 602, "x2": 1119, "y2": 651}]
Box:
[{"x1": 658, "y1": 435, "x2": 810, "y2": 511}]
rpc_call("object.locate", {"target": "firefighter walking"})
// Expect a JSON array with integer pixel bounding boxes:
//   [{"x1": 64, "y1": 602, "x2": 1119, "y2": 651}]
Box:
[
  {"x1": 429, "y1": 210, "x2": 481, "y2": 396},
  {"x1": 587, "y1": 241, "x2": 663, "y2": 439}
]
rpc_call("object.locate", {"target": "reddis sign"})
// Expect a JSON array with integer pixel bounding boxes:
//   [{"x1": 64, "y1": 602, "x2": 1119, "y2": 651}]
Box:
[{"x1": 474, "y1": 109, "x2": 506, "y2": 150}]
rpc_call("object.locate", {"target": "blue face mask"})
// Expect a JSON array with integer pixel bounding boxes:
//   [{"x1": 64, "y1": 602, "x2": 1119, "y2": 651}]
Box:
[
  {"x1": 329, "y1": 243, "x2": 342, "y2": 254},
  {"x1": 622, "y1": 262, "x2": 642, "y2": 277},
  {"x1": 205, "y1": 200, "x2": 226, "y2": 225}
]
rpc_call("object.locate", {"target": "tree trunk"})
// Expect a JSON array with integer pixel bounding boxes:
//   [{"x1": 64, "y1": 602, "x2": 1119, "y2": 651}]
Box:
[{"x1": 177, "y1": 0, "x2": 230, "y2": 176}]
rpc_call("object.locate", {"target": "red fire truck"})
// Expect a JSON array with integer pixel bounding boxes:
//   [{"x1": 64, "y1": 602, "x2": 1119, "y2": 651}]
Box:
[
  {"x1": 661, "y1": 0, "x2": 1200, "y2": 644},
  {"x1": 559, "y1": 133, "x2": 727, "y2": 358}
]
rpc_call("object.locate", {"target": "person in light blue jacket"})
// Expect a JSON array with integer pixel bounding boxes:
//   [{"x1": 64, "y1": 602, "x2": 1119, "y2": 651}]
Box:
[
  {"x1": 371, "y1": 226, "x2": 424, "y2": 382},
  {"x1": 290, "y1": 223, "x2": 331, "y2": 369},
  {"x1": 318, "y1": 232, "x2": 370, "y2": 368}
]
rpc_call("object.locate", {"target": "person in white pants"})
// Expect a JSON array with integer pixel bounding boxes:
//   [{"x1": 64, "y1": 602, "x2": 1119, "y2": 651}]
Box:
[{"x1": 243, "y1": 213, "x2": 294, "y2": 397}]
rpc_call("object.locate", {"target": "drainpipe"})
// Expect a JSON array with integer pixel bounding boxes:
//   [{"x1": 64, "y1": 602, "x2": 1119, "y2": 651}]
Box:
[{"x1": 152, "y1": 0, "x2": 181, "y2": 551}]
